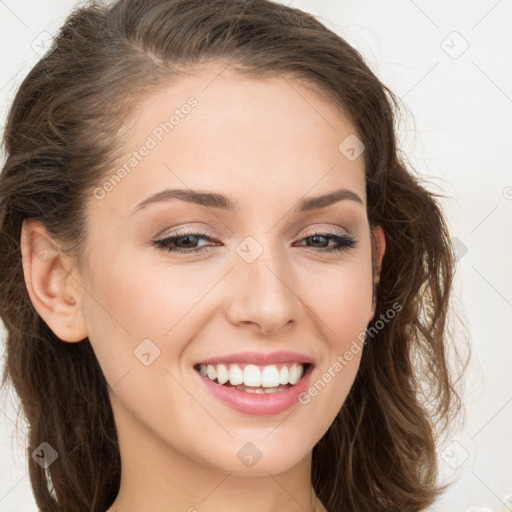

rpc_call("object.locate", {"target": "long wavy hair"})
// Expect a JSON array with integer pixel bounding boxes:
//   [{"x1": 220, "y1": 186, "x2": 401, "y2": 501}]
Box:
[{"x1": 0, "y1": 0, "x2": 466, "y2": 510}]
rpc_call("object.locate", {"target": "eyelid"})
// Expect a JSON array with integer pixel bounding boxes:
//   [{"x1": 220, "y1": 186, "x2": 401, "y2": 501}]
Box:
[
  {"x1": 156, "y1": 224, "x2": 217, "y2": 239},
  {"x1": 303, "y1": 226, "x2": 350, "y2": 237},
  {"x1": 156, "y1": 224, "x2": 351, "y2": 241}
]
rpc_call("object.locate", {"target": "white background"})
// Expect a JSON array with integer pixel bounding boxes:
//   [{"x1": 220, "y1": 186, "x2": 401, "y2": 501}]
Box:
[{"x1": 0, "y1": 0, "x2": 511, "y2": 511}]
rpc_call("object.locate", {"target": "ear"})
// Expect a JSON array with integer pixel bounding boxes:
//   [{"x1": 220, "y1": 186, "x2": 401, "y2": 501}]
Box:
[
  {"x1": 368, "y1": 224, "x2": 386, "y2": 321},
  {"x1": 20, "y1": 219, "x2": 88, "y2": 342}
]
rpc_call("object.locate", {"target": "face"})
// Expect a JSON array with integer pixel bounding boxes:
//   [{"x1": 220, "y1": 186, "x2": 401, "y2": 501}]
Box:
[{"x1": 23, "y1": 64, "x2": 385, "y2": 480}]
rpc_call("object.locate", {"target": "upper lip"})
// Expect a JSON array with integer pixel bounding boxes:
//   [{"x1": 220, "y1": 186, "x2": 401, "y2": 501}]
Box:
[{"x1": 194, "y1": 350, "x2": 315, "y2": 366}]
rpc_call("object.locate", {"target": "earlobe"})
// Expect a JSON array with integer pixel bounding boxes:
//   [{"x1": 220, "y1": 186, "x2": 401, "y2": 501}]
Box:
[{"x1": 20, "y1": 219, "x2": 88, "y2": 343}]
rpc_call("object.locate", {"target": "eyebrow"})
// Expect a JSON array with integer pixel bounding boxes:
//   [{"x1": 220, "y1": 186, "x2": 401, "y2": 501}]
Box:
[{"x1": 133, "y1": 187, "x2": 364, "y2": 214}]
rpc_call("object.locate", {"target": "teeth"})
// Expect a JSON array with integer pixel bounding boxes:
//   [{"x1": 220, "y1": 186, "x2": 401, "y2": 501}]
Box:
[
  {"x1": 206, "y1": 364, "x2": 217, "y2": 381},
  {"x1": 198, "y1": 362, "x2": 305, "y2": 388},
  {"x1": 261, "y1": 387, "x2": 282, "y2": 394},
  {"x1": 261, "y1": 365, "x2": 280, "y2": 387},
  {"x1": 229, "y1": 364, "x2": 244, "y2": 386},
  {"x1": 235, "y1": 384, "x2": 287, "y2": 394},
  {"x1": 279, "y1": 365, "x2": 289, "y2": 385},
  {"x1": 244, "y1": 364, "x2": 261, "y2": 387},
  {"x1": 238, "y1": 386, "x2": 265, "y2": 394},
  {"x1": 289, "y1": 364, "x2": 302, "y2": 385},
  {"x1": 216, "y1": 364, "x2": 230, "y2": 385}
]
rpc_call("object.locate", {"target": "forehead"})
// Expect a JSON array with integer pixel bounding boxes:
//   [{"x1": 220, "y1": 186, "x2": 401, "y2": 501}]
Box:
[{"x1": 90, "y1": 65, "x2": 366, "y2": 222}]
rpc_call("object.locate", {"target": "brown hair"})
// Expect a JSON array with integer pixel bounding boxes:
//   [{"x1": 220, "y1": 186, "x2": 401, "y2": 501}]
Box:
[{"x1": 0, "y1": 0, "x2": 466, "y2": 510}]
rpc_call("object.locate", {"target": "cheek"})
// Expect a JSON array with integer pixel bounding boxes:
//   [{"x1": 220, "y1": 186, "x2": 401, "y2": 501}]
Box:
[
  {"x1": 80, "y1": 251, "x2": 182, "y2": 387},
  {"x1": 307, "y1": 260, "x2": 374, "y2": 343},
  {"x1": 85, "y1": 250, "x2": 194, "y2": 339},
  {"x1": 328, "y1": 279, "x2": 372, "y2": 343},
  {"x1": 297, "y1": 268, "x2": 372, "y2": 440},
  {"x1": 81, "y1": 245, "x2": 227, "y2": 396},
  {"x1": 302, "y1": 258, "x2": 372, "y2": 405}
]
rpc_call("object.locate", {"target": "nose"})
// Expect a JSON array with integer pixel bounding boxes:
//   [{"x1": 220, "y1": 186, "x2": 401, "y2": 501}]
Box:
[{"x1": 223, "y1": 239, "x2": 303, "y2": 336}]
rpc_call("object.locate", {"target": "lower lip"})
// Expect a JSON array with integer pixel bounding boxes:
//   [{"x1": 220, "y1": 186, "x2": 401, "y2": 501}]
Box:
[{"x1": 196, "y1": 366, "x2": 313, "y2": 416}]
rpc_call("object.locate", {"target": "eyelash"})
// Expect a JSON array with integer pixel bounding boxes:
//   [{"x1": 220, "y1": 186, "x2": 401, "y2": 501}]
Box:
[{"x1": 153, "y1": 228, "x2": 357, "y2": 255}]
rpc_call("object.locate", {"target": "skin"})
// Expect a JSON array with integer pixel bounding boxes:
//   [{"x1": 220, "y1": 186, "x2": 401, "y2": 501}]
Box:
[{"x1": 21, "y1": 63, "x2": 385, "y2": 512}]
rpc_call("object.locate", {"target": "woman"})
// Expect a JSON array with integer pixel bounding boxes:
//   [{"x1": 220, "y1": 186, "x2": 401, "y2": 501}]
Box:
[{"x1": 0, "y1": 0, "x2": 464, "y2": 510}]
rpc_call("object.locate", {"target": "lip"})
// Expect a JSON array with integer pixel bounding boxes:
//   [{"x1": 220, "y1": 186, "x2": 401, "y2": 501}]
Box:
[
  {"x1": 195, "y1": 362, "x2": 314, "y2": 416},
  {"x1": 194, "y1": 350, "x2": 315, "y2": 366}
]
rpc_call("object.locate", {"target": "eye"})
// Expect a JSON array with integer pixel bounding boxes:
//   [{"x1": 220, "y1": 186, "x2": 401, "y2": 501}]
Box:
[
  {"x1": 153, "y1": 229, "x2": 218, "y2": 254},
  {"x1": 153, "y1": 228, "x2": 357, "y2": 255},
  {"x1": 295, "y1": 229, "x2": 357, "y2": 253}
]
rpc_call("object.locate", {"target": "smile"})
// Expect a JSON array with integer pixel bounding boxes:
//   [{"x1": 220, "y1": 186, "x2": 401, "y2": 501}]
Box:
[
  {"x1": 193, "y1": 360, "x2": 314, "y2": 415},
  {"x1": 194, "y1": 362, "x2": 309, "y2": 393}
]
